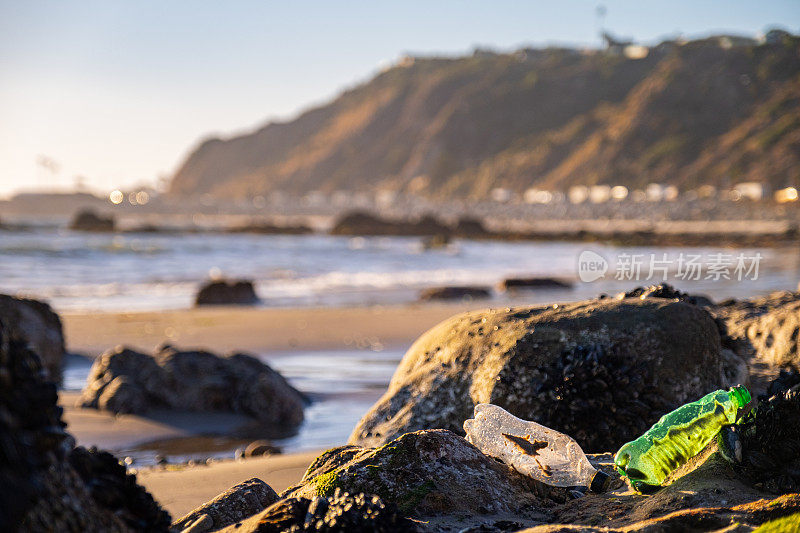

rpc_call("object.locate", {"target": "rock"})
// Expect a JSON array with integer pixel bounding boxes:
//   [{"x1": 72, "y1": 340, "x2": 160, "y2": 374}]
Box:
[
  {"x1": 614, "y1": 283, "x2": 714, "y2": 307},
  {"x1": 499, "y1": 277, "x2": 573, "y2": 292},
  {"x1": 220, "y1": 490, "x2": 418, "y2": 533},
  {"x1": 714, "y1": 291, "x2": 800, "y2": 371},
  {"x1": 329, "y1": 210, "x2": 450, "y2": 237},
  {"x1": 350, "y1": 297, "x2": 727, "y2": 452},
  {"x1": 452, "y1": 216, "x2": 492, "y2": 238},
  {"x1": 421, "y1": 233, "x2": 451, "y2": 250},
  {"x1": 244, "y1": 440, "x2": 280, "y2": 457},
  {"x1": 227, "y1": 223, "x2": 313, "y2": 235},
  {"x1": 0, "y1": 294, "x2": 66, "y2": 382},
  {"x1": 418, "y1": 286, "x2": 492, "y2": 301},
  {"x1": 172, "y1": 478, "x2": 280, "y2": 532},
  {"x1": 283, "y1": 429, "x2": 549, "y2": 522},
  {"x1": 98, "y1": 376, "x2": 150, "y2": 414},
  {"x1": 0, "y1": 313, "x2": 169, "y2": 532},
  {"x1": 67, "y1": 446, "x2": 170, "y2": 530},
  {"x1": 195, "y1": 279, "x2": 259, "y2": 306},
  {"x1": 718, "y1": 382, "x2": 800, "y2": 494},
  {"x1": 80, "y1": 344, "x2": 306, "y2": 431},
  {"x1": 68, "y1": 209, "x2": 115, "y2": 232}
]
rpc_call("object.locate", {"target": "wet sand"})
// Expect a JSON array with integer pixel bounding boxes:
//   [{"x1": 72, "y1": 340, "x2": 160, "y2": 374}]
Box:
[
  {"x1": 137, "y1": 451, "x2": 322, "y2": 518},
  {"x1": 61, "y1": 301, "x2": 481, "y2": 356}
]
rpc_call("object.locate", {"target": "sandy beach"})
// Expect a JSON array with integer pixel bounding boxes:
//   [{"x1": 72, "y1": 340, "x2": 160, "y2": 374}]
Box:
[
  {"x1": 58, "y1": 301, "x2": 489, "y2": 518},
  {"x1": 61, "y1": 301, "x2": 482, "y2": 356},
  {"x1": 136, "y1": 452, "x2": 323, "y2": 518}
]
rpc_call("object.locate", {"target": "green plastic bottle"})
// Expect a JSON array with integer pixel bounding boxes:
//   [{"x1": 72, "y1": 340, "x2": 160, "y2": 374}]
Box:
[{"x1": 614, "y1": 385, "x2": 752, "y2": 492}]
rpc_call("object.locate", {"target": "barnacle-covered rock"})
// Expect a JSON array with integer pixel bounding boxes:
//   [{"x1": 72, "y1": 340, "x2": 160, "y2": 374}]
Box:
[
  {"x1": 718, "y1": 381, "x2": 800, "y2": 494},
  {"x1": 350, "y1": 297, "x2": 728, "y2": 451},
  {"x1": 283, "y1": 429, "x2": 550, "y2": 521},
  {"x1": 219, "y1": 490, "x2": 418, "y2": 532}
]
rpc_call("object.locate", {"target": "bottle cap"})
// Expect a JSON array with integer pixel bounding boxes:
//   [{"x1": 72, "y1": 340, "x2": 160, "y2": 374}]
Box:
[{"x1": 590, "y1": 469, "x2": 611, "y2": 493}]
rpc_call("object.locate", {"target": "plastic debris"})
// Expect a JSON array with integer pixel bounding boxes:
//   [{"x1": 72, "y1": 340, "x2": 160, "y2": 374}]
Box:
[
  {"x1": 463, "y1": 403, "x2": 610, "y2": 492},
  {"x1": 614, "y1": 385, "x2": 752, "y2": 492}
]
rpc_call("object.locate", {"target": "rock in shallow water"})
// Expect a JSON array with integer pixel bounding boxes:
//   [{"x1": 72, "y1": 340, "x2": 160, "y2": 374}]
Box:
[
  {"x1": 80, "y1": 344, "x2": 306, "y2": 430},
  {"x1": 350, "y1": 297, "x2": 732, "y2": 452},
  {"x1": 195, "y1": 279, "x2": 260, "y2": 306}
]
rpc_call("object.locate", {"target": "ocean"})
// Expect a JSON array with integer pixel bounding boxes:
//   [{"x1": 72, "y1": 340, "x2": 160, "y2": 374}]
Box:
[
  {"x1": 9, "y1": 227, "x2": 800, "y2": 464},
  {"x1": 2, "y1": 227, "x2": 798, "y2": 312}
]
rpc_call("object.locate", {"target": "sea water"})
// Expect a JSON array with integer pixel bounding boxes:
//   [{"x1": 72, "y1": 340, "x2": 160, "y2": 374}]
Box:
[{"x1": 1, "y1": 227, "x2": 798, "y2": 312}]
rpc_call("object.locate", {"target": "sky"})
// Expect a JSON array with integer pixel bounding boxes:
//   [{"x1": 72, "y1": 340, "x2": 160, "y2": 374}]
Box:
[{"x1": 0, "y1": 1, "x2": 798, "y2": 198}]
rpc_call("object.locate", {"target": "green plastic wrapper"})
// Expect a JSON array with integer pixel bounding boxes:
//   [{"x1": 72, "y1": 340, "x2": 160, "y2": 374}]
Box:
[{"x1": 614, "y1": 385, "x2": 752, "y2": 492}]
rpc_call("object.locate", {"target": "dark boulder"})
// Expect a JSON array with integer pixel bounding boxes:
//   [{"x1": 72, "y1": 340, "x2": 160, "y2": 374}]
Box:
[
  {"x1": 329, "y1": 210, "x2": 450, "y2": 237},
  {"x1": 227, "y1": 223, "x2": 313, "y2": 235},
  {"x1": 67, "y1": 446, "x2": 171, "y2": 531},
  {"x1": 350, "y1": 297, "x2": 734, "y2": 452},
  {"x1": 418, "y1": 286, "x2": 492, "y2": 301},
  {"x1": 0, "y1": 294, "x2": 65, "y2": 382},
  {"x1": 68, "y1": 209, "x2": 115, "y2": 232},
  {"x1": 500, "y1": 277, "x2": 574, "y2": 292},
  {"x1": 452, "y1": 216, "x2": 492, "y2": 238},
  {"x1": 195, "y1": 280, "x2": 259, "y2": 306},
  {"x1": 0, "y1": 317, "x2": 169, "y2": 532},
  {"x1": 80, "y1": 344, "x2": 305, "y2": 431}
]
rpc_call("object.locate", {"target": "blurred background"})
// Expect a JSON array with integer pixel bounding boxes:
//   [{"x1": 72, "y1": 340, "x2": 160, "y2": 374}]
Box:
[
  {"x1": 2, "y1": 0, "x2": 800, "y2": 464},
  {"x1": 1, "y1": 0, "x2": 799, "y2": 312}
]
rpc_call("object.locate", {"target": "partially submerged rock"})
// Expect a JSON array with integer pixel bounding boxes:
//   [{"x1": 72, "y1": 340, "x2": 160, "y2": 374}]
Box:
[
  {"x1": 418, "y1": 285, "x2": 492, "y2": 301},
  {"x1": 350, "y1": 297, "x2": 729, "y2": 451},
  {"x1": 172, "y1": 478, "x2": 279, "y2": 532},
  {"x1": 0, "y1": 294, "x2": 65, "y2": 382},
  {"x1": 69, "y1": 209, "x2": 115, "y2": 232},
  {"x1": 80, "y1": 344, "x2": 305, "y2": 431},
  {"x1": 226, "y1": 223, "x2": 313, "y2": 235},
  {"x1": 329, "y1": 210, "x2": 450, "y2": 237},
  {"x1": 195, "y1": 279, "x2": 259, "y2": 306},
  {"x1": 499, "y1": 277, "x2": 573, "y2": 292}
]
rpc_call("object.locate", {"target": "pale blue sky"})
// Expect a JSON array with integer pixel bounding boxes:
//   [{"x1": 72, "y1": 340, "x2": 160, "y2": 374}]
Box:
[{"x1": 0, "y1": 1, "x2": 797, "y2": 197}]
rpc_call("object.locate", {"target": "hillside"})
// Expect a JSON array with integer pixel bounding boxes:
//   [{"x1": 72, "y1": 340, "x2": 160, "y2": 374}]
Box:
[{"x1": 169, "y1": 35, "x2": 800, "y2": 199}]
